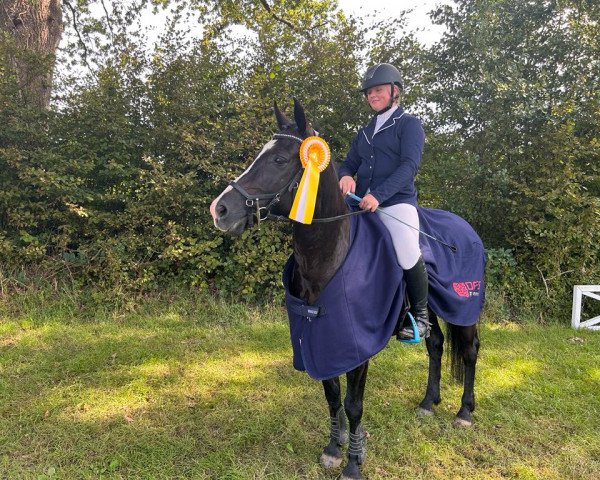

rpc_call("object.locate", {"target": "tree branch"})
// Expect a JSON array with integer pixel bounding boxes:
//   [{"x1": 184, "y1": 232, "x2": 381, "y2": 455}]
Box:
[
  {"x1": 536, "y1": 265, "x2": 549, "y2": 298},
  {"x1": 62, "y1": 0, "x2": 93, "y2": 73},
  {"x1": 258, "y1": 0, "x2": 309, "y2": 38},
  {"x1": 100, "y1": 0, "x2": 114, "y2": 41}
]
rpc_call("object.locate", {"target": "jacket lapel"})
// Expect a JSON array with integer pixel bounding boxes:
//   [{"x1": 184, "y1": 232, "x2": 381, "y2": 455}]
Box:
[
  {"x1": 373, "y1": 107, "x2": 405, "y2": 137},
  {"x1": 362, "y1": 116, "x2": 377, "y2": 144}
]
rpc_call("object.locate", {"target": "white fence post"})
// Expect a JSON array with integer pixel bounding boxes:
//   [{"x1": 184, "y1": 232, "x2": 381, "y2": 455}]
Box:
[{"x1": 571, "y1": 285, "x2": 600, "y2": 330}]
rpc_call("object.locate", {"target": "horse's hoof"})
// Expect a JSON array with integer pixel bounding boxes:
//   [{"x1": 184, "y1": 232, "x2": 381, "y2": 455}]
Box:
[
  {"x1": 416, "y1": 406, "x2": 434, "y2": 418},
  {"x1": 339, "y1": 459, "x2": 365, "y2": 480},
  {"x1": 338, "y1": 473, "x2": 365, "y2": 480},
  {"x1": 452, "y1": 416, "x2": 473, "y2": 428},
  {"x1": 320, "y1": 452, "x2": 343, "y2": 469}
]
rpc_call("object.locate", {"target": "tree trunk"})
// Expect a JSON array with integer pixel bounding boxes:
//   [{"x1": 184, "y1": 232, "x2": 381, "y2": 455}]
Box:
[{"x1": 1, "y1": 0, "x2": 63, "y2": 108}]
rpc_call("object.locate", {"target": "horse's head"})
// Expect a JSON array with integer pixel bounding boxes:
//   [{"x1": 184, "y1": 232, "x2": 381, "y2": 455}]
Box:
[{"x1": 210, "y1": 99, "x2": 314, "y2": 236}]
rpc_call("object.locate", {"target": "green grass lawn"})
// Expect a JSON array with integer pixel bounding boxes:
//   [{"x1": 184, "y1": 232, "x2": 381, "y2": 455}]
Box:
[{"x1": 1, "y1": 292, "x2": 599, "y2": 479}]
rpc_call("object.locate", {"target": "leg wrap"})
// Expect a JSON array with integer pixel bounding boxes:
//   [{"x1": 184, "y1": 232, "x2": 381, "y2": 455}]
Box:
[
  {"x1": 330, "y1": 406, "x2": 348, "y2": 445},
  {"x1": 348, "y1": 424, "x2": 367, "y2": 464}
]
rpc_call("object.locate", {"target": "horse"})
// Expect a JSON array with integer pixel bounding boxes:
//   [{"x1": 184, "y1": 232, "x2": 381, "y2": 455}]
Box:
[{"x1": 210, "y1": 99, "x2": 483, "y2": 480}]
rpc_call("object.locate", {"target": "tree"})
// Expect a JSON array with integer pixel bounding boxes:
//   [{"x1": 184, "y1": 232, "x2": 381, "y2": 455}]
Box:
[
  {"x1": 0, "y1": 0, "x2": 375, "y2": 299},
  {"x1": 422, "y1": 0, "x2": 600, "y2": 318},
  {"x1": 0, "y1": 0, "x2": 63, "y2": 107}
]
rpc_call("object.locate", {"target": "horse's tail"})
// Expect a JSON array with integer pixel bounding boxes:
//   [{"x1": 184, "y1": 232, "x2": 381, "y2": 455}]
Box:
[{"x1": 445, "y1": 323, "x2": 479, "y2": 383}]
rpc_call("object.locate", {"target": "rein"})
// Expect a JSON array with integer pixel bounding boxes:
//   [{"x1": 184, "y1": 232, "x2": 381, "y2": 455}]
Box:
[
  {"x1": 229, "y1": 132, "x2": 364, "y2": 226},
  {"x1": 267, "y1": 209, "x2": 367, "y2": 224}
]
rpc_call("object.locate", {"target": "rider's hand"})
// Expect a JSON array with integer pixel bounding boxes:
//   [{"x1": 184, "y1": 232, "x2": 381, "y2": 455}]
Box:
[
  {"x1": 339, "y1": 176, "x2": 356, "y2": 196},
  {"x1": 359, "y1": 194, "x2": 379, "y2": 212}
]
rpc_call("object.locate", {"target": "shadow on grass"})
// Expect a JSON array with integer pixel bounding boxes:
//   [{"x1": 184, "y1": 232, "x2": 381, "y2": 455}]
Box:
[
  {"x1": 1, "y1": 303, "x2": 334, "y2": 478},
  {"x1": 1, "y1": 300, "x2": 600, "y2": 479}
]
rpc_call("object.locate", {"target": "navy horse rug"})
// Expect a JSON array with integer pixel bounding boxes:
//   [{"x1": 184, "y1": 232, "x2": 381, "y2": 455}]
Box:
[{"x1": 283, "y1": 207, "x2": 486, "y2": 380}]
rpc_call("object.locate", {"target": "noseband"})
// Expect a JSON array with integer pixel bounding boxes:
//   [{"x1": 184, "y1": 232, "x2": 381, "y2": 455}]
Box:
[{"x1": 229, "y1": 133, "x2": 304, "y2": 227}]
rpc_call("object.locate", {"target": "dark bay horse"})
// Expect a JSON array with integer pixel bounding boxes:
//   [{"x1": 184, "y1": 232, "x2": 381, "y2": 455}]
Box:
[{"x1": 210, "y1": 100, "x2": 482, "y2": 480}]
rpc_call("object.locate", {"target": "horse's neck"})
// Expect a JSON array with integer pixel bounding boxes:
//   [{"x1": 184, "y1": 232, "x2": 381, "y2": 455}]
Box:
[{"x1": 291, "y1": 165, "x2": 350, "y2": 304}]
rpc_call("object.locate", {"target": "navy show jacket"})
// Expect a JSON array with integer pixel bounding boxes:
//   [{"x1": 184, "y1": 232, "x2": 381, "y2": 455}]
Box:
[{"x1": 337, "y1": 107, "x2": 425, "y2": 207}]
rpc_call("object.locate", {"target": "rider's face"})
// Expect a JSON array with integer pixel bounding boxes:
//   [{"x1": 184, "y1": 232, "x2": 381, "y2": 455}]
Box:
[{"x1": 366, "y1": 84, "x2": 397, "y2": 111}]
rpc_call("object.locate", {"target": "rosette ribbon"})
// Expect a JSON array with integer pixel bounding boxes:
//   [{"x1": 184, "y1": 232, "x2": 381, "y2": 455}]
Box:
[{"x1": 289, "y1": 136, "x2": 331, "y2": 224}]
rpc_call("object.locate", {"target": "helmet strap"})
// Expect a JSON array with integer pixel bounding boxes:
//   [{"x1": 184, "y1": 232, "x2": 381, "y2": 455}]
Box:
[{"x1": 375, "y1": 105, "x2": 393, "y2": 115}]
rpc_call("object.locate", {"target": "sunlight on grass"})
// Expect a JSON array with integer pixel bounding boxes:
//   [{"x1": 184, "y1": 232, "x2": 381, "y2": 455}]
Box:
[
  {"x1": 57, "y1": 385, "x2": 152, "y2": 423},
  {"x1": 484, "y1": 358, "x2": 541, "y2": 389},
  {"x1": 589, "y1": 367, "x2": 600, "y2": 381},
  {"x1": 2, "y1": 293, "x2": 600, "y2": 479},
  {"x1": 0, "y1": 319, "x2": 20, "y2": 336},
  {"x1": 157, "y1": 311, "x2": 187, "y2": 324},
  {"x1": 136, "y1": 359, "x2": 175, "y2": 378},
  {"x1": 486, "y1": 321, "x2": 524, "y2": 332},
  {"x1": 43, "y1": 341, "x2": 295, "y2": 425},
  {"x1": 184, "y1": 351, "x2": 291, "y2": 398},
  {"x1": 47, "y1": 361, "x2": 178, "y2": 423},
  {"x1": 510, "y1": 463, "x2": 541, "y2": 479}
]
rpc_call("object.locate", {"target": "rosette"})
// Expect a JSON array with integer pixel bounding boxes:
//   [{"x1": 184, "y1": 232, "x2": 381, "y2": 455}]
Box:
[{"x1": 289, "y1": 136, "x2": 331, "y2": 224}]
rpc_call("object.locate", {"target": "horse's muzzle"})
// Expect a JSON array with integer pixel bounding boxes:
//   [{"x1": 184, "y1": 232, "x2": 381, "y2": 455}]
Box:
[{"x1": 210, "y1": 187, "x2": 249, "y2": 236}]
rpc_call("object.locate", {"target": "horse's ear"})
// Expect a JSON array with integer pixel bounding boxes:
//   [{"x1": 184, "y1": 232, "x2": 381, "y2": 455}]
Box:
[
  {"x1": 274, "y1": 101, "x2": 291, "y2": 130},
  {"x1": 293, "y1": 98, "x2": 307, "y2": 135}
]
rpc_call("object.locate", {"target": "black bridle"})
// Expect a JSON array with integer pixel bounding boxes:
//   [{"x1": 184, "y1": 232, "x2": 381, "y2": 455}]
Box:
[
  {"x1": 228, "y1": 133, "x2": 305, "y2": 228},
  {"x1": 229, "y1": 132, "x2": 366, "y2": 227}
]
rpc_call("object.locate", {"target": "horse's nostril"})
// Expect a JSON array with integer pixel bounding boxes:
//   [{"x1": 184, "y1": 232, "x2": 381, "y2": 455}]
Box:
[{"x1": 217, "y1": 203, "x2": 227, "y2": 218}]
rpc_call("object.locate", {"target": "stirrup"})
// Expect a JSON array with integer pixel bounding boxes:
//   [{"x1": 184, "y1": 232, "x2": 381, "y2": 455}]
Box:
[{"x1": 398, "y1": 312, "x2": 423, "y2": 344}]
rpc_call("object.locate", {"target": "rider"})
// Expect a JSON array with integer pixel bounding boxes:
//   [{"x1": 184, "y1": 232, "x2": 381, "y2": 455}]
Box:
[{"x1": 338, "y1": 62, "x2": 430, "y2": 340}]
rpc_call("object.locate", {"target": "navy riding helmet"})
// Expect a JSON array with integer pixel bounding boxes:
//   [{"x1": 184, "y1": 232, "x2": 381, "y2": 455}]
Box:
[{"x1": 360, "y1": 63, "x2": 404, "y2": 93}]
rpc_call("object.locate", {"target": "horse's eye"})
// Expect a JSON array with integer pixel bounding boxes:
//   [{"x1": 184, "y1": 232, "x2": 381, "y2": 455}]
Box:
[{"x1": 273, "y1": 156, "x2": 288, "y2": 165}]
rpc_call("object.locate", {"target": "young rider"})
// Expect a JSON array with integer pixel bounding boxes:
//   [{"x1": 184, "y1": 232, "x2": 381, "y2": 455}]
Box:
[{"x1": 338, "y1": 63, "x2": 430, "y2": 340}]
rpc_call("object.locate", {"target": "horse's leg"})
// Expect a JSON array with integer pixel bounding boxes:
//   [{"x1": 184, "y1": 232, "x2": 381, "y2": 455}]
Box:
[
  {"x1": 320, "y1": 376, "x2": 347, "y2": 469},
  {"x1": 340, "y1": 361, "x2": 369, "y2": 480},
  {"x1": 417, "y1": 310, "x2": 443, "y2": 417},
  {"x1": 451, "y1": 324, "x2": 480, "y2": 427}
]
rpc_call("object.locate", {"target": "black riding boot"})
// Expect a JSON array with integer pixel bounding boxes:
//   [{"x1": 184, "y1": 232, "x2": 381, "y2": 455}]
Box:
[{"x1": 398, "y1": 256, "x2": 431, "y2": 340}]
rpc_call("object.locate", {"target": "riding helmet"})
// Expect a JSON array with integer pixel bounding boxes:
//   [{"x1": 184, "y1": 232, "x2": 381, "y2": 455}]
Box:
[{"x1": 360, "y1": 63, "x2": 403, "y2": 92}]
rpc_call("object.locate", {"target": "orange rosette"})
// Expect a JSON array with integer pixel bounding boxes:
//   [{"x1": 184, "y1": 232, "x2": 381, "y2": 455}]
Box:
[{"x1": 289, "y1": 136, "x2": 331, "y2": 224}]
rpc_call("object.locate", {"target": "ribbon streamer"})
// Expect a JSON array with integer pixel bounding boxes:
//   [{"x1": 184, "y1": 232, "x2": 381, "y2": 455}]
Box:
[{"x1": 289, "y1": 136, "x2": 331, "y2": 224}]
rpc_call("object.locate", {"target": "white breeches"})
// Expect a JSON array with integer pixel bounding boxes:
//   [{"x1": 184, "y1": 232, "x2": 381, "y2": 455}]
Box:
[{"x1": 376, "y1": 203, "x2": 421, "y2": 270}]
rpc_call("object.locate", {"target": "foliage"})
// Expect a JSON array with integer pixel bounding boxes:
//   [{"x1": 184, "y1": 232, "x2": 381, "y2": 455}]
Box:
[
  {"x1": 1, "y1": 0, "x2": 599, "y2": 318},
  {"x1": 419, "y1": 0, "x2": 600, "y2": 319},
  {"x1": 1, "y1": 0, "x2": 368, "y2": 301}
]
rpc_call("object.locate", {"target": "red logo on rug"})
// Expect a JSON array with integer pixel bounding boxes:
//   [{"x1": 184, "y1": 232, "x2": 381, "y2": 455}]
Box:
[{"x1": 453, "y1": 281, "x2": 481, "y2": 298}]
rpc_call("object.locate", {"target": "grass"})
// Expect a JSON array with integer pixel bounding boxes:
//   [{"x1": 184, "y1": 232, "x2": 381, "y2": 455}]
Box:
[{"x1": 0, "y1": 290, "x2": 599, "y2": 479}]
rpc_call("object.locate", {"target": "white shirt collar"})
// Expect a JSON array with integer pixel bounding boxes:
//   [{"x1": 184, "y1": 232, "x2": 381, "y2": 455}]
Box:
[{"x1": 374, "y1": 105, "x2": 399, "y2": 134}]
